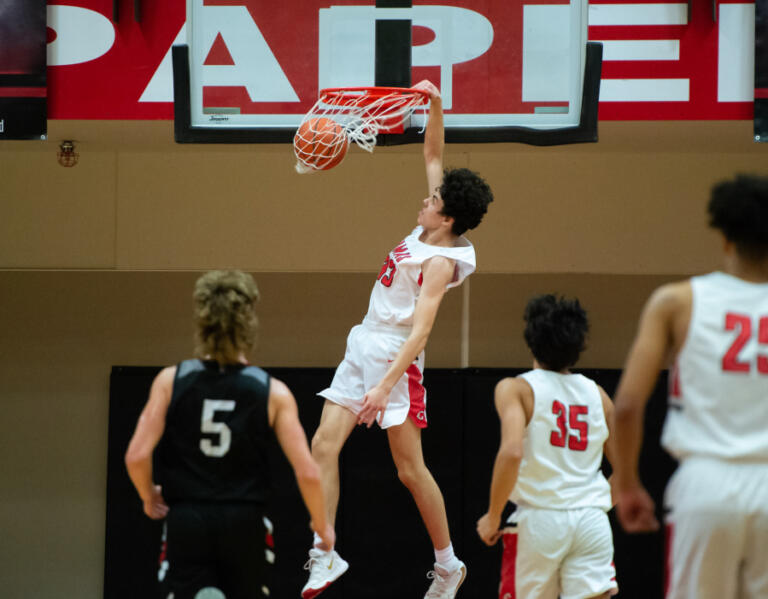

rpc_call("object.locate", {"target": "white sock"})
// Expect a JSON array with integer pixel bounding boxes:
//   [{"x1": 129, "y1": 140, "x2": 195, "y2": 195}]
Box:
[
  {"x1": 434, "y1": 543, "x2": 460, "y2": 571},
  {"x1": 313, "y1": 533, "x2": 327, "y2": 551}
]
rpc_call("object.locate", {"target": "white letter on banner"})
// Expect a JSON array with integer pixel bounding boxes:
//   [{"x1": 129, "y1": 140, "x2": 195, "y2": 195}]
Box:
[
  {"x1": 718, "y1": 3, "x2": 754, "y2": 102},
  {"x1": 47, "y1": 5, "x2": 115, "y2": 66},
  {"x1": 411, "y1": 6, "x2": 493, "y2": 110},
  {"x1": 319, "y1": 6, "x2": 493, "y2": 110},
  {"x1": 140, "y1": 24, "x2": 187, "y2": 103},
  {"x1": 197, "y1": 4, "x2": 298, "y2": 102}
]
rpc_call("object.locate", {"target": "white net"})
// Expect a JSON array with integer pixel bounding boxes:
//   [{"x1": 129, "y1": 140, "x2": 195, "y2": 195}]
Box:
[{"x1": 293, "y1": 87, "x2": 428, "y2": 173}]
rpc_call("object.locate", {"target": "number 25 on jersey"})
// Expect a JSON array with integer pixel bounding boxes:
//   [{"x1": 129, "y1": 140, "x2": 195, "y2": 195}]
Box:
[{"x1": 722, "y1": 313, "x2": 768, "y2": 374}]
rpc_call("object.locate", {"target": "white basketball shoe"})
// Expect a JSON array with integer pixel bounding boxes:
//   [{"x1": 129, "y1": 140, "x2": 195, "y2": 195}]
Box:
[
  {"x1": 424, "y1": 560, "x2": 467, "y2": 599},
  {"x1": 301, "y1": 548, "x2": 349, "y2": 599}
]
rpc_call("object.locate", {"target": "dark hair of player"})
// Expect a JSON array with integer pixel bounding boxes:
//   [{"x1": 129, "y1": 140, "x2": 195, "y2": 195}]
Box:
[
  {"x1": 439, "y1": 168, "x2": 494, "y2": 236},
  {"x1": 708, "y1": 174, "x2": 768, "y2": 262},
  {"x1": 193, "y1": 270, "x2": 260, "y2": 364},
  {"x1": 523, "y1": 294, "x2": 589, "y2": 372}
]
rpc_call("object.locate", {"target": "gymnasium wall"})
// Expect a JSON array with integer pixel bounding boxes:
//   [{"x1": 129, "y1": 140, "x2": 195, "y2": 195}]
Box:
[{"x1": 0, "y1": 119, "x2": 766, "y2": 598}]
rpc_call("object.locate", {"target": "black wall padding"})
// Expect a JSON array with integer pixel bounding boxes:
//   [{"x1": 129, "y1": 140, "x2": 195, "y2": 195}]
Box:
[{"x1": 106, "y1": 367, "x2": 673, "y2": 599}]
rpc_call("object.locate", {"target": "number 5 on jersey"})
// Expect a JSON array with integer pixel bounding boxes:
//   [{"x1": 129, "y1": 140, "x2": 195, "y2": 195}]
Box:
[{"x1": 200, "y1": 399, "x2": 235, "y2": 457}]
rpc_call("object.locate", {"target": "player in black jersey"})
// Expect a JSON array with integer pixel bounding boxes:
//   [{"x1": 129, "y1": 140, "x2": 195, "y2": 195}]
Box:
[{"x1": 125, "y1": 270, "x2": 334, "y2": 599}]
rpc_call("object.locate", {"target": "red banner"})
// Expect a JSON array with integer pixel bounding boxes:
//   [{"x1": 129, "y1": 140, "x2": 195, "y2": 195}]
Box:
[{"x1": 45, "y1": 0, "x2": 754, "y2": 121}]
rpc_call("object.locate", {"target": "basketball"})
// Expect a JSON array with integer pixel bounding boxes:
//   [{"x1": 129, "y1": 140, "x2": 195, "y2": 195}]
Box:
[{"x1": 293, "y1": 117, "x2": 349, "y2": 172}]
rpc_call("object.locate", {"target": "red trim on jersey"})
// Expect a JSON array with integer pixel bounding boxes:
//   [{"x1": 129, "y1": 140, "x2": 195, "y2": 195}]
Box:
[
  {"x1": 664, "y1": 523, "x2": 674, "y2": 598},
  {"x1": 406, "y1": 364, "x2": 427, "y2": 428},
  {"x1": 499, "y1": 532, "x2": 518, "y2": 599},
  {"x1": 417, "y1": 272, "x2": 423, "y2": 287},
  {"x1": 670, "y1": 362, "x2": 681, "y2": 398}
]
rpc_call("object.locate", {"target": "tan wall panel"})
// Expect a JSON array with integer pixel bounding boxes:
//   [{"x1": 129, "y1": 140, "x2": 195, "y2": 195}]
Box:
[
  {"x1": 1, "y1": 120, "x2": 764, "y2": 272},
  {"x1": 0, "y1": 147, "x2": 116, "y2": 268},
  {"x1": 469, "y1": 122, "x2": 767, "y2": 274},
  {"x1": 468, "y1": 273, "x2": 684, "y2": 368},
  {"x1": 114, "y1": 147, "x2": 454, "y2": 271}
]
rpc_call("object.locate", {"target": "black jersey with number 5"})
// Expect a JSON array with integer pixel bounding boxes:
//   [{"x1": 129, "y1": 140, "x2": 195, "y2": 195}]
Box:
[{"x1": 157, "y1": 359, "x2": 272, "y2": 504}]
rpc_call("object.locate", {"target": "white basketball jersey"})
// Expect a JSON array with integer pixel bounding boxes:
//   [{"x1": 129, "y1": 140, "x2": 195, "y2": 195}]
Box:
[
  {"x1": 512, "y1": 369, "x2": 612, "y2": 511},
  {"x1": 364, "y1": 226, "x2": 476, "y2": 328},
  {"x1": 662, "y1": 272, "x2": 768, "y2": 462}
]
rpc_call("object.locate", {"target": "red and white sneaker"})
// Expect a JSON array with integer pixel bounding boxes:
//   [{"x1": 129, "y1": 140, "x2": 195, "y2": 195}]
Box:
[
  {"x1": 301, "y1": 548, "x2": 349, "y2": 599},
  {"x1": 424, "y1": 560, "x2": 467, "y2": 599}
]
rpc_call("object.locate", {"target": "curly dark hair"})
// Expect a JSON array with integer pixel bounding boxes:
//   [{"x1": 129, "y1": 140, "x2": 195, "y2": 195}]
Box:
[
  {"x1": 439, "y1": 168, "x2": 494, "y2": 235},
  {"x1": 708, "y1": 174, "x2": 768, "y2": 261},
  {"x1": 523, "y1": 295, "x2": 589, "y2": 372},
  {"x1": 193, "y1": 270, "x2": 260, "y2": 364}
]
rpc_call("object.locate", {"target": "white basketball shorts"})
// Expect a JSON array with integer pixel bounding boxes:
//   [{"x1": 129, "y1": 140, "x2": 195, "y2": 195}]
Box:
[
  {"x1": 318, "y1": 320, "x2": 427, "y2": 430},
  {"x1": 664, "y1": 456, "x2": 768, "y2": 599},
  {"x1": 500, "y1": 505, "x2": 618, "y2": 599}
]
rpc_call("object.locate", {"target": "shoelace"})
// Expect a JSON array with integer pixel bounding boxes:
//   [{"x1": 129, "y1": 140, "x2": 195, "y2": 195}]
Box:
[
  {"x1": 303, "y1": 557, "x2": 319, "y2": 571},
  {"x1": 425, "y1": 570, "x2": 449, "y2": 598}
]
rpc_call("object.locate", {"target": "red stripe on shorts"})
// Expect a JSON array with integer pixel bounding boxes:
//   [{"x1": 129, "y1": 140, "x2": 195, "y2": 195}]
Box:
[
  {"x1": 499, "y1": 532, "x2": 518, "y2": 599},
  {"x1": 664, "y1": 523, "x2": 673, "y2": 598},
  {"x1": 406, "y1": 364, "x2": 427, "y2": 428}
]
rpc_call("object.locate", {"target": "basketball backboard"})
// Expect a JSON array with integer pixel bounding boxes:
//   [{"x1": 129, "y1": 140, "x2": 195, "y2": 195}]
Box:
[{"x1": 173, "y1": 0, "x2": 601, "y2": 146}]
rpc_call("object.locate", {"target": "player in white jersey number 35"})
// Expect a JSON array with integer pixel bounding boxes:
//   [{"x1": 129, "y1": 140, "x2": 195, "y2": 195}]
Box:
[{"x1": 477, "y1": 295, "x2": 619, "y2": 599}]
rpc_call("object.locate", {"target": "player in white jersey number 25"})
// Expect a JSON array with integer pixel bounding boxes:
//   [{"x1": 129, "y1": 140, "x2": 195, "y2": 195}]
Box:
[{"x1": 613, "y1": 174, "x2": 768, "y2": 599}]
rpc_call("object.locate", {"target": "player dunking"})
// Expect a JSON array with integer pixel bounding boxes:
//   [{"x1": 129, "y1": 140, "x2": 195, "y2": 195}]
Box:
[
  {"x1": 125, "y1": 270, "x2": 334, "y2": 599},
  {"x1": 613, "y1": 174, "x2": 768, "y2": 599},
  {"x1": 301, "y1": 80, "x2": 493, "y2": 599},
  {"x1": 477, "y1": 295, "x2": 618, "y2": 599}
]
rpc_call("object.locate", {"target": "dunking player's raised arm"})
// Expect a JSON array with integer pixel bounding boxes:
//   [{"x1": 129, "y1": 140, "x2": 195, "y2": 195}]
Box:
[{"x1": 413, "y1": 79, "x2": 444, "y2": 194}]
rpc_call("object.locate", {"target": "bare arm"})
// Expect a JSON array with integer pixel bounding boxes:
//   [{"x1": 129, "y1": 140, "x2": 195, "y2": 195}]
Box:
[
  {"x1": 614, "y1": 282, "x2": 687, "y2": 531},
  {"x1": 268, "y1": 377, "x2": 334, "y2": 549},
  {"x1": 125, "y1": 366, "x2": 175, "y2": 519},
  {"x1": 357, "y1": 255, "x2": 455, "y2": 427},
  {"x1": 476, "y1": 378, "x2": 527, "y2": 545},
  {"x1": 413, "y1": 80, "x2": 444, "y2": 194}
]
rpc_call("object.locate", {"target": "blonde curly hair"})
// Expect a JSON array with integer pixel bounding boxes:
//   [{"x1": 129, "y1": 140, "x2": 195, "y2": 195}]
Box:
[{"x1": 193, "y1": 270, "x2": 259, "y2": 364}]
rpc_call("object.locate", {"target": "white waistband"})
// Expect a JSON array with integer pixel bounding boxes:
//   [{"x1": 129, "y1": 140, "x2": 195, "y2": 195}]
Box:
[{"x1": 362, "y1": 317, "x2": 412, "y2": 335}]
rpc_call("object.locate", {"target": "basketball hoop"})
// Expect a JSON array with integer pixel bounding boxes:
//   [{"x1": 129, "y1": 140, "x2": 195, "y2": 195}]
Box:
[{"x1": 294, "y1": 86, "x2": 429, "y2": 173}]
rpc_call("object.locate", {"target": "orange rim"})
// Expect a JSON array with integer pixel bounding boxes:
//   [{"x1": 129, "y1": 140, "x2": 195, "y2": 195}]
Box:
[{"x1": 318, "y1": 86, "x2": 429, "y2": 107}]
